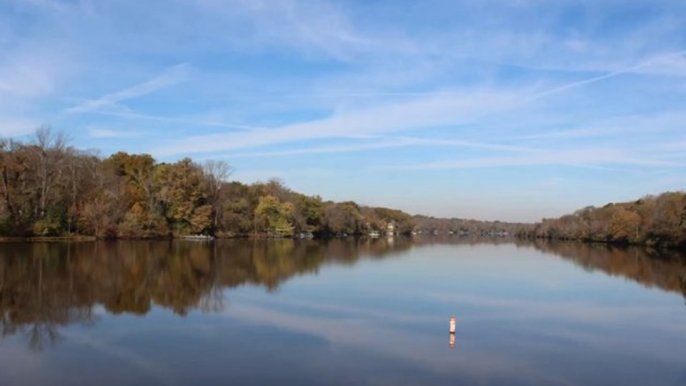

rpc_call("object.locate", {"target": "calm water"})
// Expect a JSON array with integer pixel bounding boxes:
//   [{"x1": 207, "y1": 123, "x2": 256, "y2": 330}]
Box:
[{"x1": 1, "y1": 238, "x2": 686, "y2": 386}]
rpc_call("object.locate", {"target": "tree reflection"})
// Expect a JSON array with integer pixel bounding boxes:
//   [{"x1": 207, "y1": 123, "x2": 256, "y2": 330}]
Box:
[
  {"x1": 0, "y1": 238, "x2": 411, "y2": 350},
  {"x1": 0, "y1": 244, "x2": 98, "y2": 352},
  {"x1": 527, "y1": 240, "x2": 686, "y2": 298},
  {"x1": 2, "y1": 238, "x2": 685, "y2": 352}
]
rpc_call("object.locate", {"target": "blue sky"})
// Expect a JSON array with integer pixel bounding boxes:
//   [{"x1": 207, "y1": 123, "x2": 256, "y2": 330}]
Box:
[{"x1": 1, "y1": 0, "x2": 685, "y2": 222}]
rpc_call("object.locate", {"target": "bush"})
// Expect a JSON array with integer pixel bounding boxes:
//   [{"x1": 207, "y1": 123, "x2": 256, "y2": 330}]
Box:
[{"x1": 32, "y1": 219, "x2": 61, "y2": 236}]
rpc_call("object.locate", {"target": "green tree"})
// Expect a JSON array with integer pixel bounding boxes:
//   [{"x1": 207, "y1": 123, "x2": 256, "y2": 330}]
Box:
[{"x1": 255, "y1": 195, "x2": 295, "y2": 237}]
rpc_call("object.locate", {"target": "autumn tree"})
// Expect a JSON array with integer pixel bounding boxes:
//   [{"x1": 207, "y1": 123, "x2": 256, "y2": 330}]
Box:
[
  {"x1": 609, "y1": 206, "x2": 641, "y2": 243},
  {"x1": 324, "y1": 201, "x2": 363, "y2": 235},
  {"x1": 157, "y1": 158, "x2": 212, "y2": 235},
  {"x1": 520, "y1": 191, "x2": 686, "y2": 249},
  {"x1": 32, "y1": 128, "x2": 69, "y2": 214},
  {"x1": 0, "y1": 139, "x2": 31, "y2": 233},
  {"x1": 294, "y1": 194, "x2": 325, "y2": 234},
  {"x1": 254, "y1": 195, "x2": 295, "y2": 237},
  {"x1": 105, "y1": 152, "x2": 166, "y2": 237},
  {"x1": 202, "y1": 160, "x2": 232, "y2": 230}
]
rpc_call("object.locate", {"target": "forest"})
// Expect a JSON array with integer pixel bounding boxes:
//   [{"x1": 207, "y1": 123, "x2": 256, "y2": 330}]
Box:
[
  {"x1": 0, "y1": 128, "x2": 516, "y2": 239},
  {"x1": 1, "y1": 128, "x2": 683, "y2": 247},
  {"x1": 0, "y1": 129, "x2": 403, "y2": 238},
  {"x1": 517, "y1": 192, "x2": 686, "y2": 250}
]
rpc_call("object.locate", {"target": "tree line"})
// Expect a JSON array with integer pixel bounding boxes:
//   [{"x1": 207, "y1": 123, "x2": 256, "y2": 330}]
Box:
[
  {"x1": 5, "y1": 128, "x2": 681, "y2": 244},
  {"x1": 2, "y1": 128, "x2": 498, "y2": 239},
  {"x1": 413, "y1": 215, "x2": 525, "y2": 236},
  {"x1": 516, "y1": 192, "x2": 686, "y2": 250}
]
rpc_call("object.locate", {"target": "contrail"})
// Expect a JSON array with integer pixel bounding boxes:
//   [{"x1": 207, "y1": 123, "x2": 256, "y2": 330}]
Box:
[{"x1": 529, "y1": 49, "x2": 686, "y2": 101}]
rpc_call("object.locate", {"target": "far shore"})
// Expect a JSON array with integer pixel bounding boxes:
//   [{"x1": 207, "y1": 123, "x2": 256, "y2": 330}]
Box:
[{"x1": 1, "y1": 234, "x2": 684, "y2": 254}]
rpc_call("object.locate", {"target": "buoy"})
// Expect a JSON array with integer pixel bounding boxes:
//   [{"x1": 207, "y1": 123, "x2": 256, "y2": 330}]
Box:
[{"x1": 449, "y1": 316, "x2": 456, "y2": 334}]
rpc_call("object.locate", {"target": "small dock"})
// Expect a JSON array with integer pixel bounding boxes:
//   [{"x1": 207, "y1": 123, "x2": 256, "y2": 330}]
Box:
[{"x1": 180, "y1": 235, "x2": 215, "y2": 241}]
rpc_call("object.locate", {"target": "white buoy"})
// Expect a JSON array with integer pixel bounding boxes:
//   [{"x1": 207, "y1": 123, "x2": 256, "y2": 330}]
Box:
[{"x1": 449, "y1": 316, "x2": 456, "y2": 334}]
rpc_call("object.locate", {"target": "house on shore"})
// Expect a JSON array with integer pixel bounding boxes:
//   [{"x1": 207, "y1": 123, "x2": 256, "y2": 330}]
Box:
[{"x1": 386, "y1": 221, "x2": 396, "y2": 237}]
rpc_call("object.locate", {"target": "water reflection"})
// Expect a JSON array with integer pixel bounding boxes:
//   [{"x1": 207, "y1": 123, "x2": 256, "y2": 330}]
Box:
[
  {"x1": 0, "y1": 238, "x2": 413, "y2": 351},
  {"x1": 528, "y1": 240, "x2": 686, "y2": 299},
  {"x1": 2, "y1": 238, "x2": 686, "y2": 386},
  {"x1": 1, "y1": 237, "x2": 686, "y2": 354}
]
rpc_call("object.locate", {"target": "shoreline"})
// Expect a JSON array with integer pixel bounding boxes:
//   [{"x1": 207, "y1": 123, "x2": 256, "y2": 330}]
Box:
[
  {"x1": 0, "y1": 236, "x2": 98, "y2": 243},
  {"x1": 2, "y1": 234, "x2": 685, "y2": 254}
]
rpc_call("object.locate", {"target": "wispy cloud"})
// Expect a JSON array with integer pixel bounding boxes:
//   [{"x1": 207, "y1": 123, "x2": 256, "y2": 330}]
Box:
[
  {"x1": 149, "y1": 50, "x2": 683, "y2": 158},
  {"x1": 0, "y1": 46, "x2": 70, "y2": 100},
  {"x1": 528, "y1": 50, "x2": 686, "y2": 102},
  {"x1": 64, "y1": 64, "x2": 190, "y2": 114},
  {"x1": 502, "y1": 111, "x2": 686, "y2": 142},
  {"x1": 501, "y1": 127, "x2": 624, "y2": 141},
  {"x1": 377, "y1": 148, "x2": 683, "y2": 172},
  {"x1": 0, "y1": 118, "x2": 41, "y2": 137},
  {"x1": 151, "y1": 91, "x2": 523, "y2": 156},
  {"x1": 226, "y1": 139, "x2": 409, "y2": 158},
  {"x1": 224, "y1": 136, "x2": 534, "y2": 158},
  {"x1": 90, "y1": 111, "x2": 260, "y2": 131},
  {"x1": 87, "y1": 127, "x2": 145, "y2": 139},
  {"x1": 2, "y1": 0, "x2": 686, "y2": 220},
  {"x1": 193, "y1": 0, "x2": 417, "y2": 61}
]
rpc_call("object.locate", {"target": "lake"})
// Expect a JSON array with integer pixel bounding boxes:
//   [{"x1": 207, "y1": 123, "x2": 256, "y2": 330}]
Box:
[{"x1": 1, "y1": 238, "x2": 686, "y2": 386}]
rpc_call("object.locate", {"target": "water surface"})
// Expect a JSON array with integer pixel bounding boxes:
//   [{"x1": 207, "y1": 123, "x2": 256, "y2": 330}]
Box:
[{"x1": 1, "y1": 238, "x2": 686, "y2": 386}]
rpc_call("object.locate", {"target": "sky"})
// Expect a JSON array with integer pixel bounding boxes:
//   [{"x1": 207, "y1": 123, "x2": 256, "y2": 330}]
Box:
[{"x1": 0, "y1": 0, "x2": 685, "y2": 222}]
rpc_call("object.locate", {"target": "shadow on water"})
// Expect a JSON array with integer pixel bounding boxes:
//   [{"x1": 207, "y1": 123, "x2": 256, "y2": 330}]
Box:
[{"x1": 1, "y1": 237, "x2": 685, "y2": 351}]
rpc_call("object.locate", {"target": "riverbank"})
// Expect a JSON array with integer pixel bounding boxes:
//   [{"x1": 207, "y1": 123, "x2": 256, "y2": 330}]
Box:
[{"x1": 0, "y1": 235, "x2": 98, "y2": 243}]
